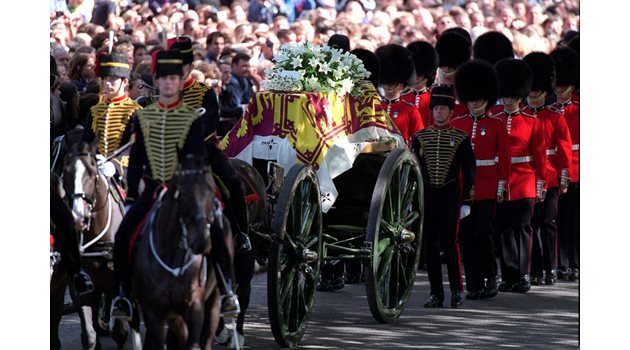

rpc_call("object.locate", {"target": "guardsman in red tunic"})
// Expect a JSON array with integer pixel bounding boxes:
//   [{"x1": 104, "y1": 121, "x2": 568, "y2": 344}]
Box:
[
  {"x1": 402, "y1": 41, "x2": 438, "y2": 127},
  {"x1": 411, "y1": 86, "x2": 476, "y2": 309},
  {"x1": 494, "y1": 58, "x2": 547, "y2": 293},
  {"x1": 434, "y1": 31, "x2": 471, "y2": 118},
  {"x1": 523, "y1": 52, "x2": 572, "y2": 286},
  {"x1": 375, "y1": 44, "x2": 424, "y2": 143},
  {"x1": 453, "y1": 60, "x2": 511, "y2": 300},
  {"x1": 550, "y1": 47, "x2": 580, "y2": 281}
]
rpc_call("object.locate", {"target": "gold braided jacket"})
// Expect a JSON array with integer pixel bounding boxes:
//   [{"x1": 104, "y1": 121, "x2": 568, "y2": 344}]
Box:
[
  {"x1": 136, "y1": 103, "x2": 200, "y2": 184},
  {"x1": 90, "y1": 97, "x2": 142, "y2": 157}
]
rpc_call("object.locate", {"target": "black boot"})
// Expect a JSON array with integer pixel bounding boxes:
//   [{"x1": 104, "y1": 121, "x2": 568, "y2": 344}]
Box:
[
  {"x1": 235, "y1": 231, "x2": 252, "y2": 252},
  {"x1": 451, "y1": 290, "x2": 464, "y2": 308},
  {"x1": 481, "y1": 276, "x2": 498, "y2": 299},
  {"x1": 72, "y1": 270, "x2": 95, "y2": 296}
]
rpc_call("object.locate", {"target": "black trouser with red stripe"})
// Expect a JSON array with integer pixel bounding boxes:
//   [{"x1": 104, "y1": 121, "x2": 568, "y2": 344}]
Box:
[
  {"x1": 557, "y1": 183, "x2": 579, "y2": 270},
  {"x1": 531, "y1": 188, "x2": 559, "y2": 277},
  {"x1": 496, "y1": 198, "x2": 534, "y2": 283},
  {"x1": 424, "y1": 182, "x2": 464, "y2": 298},
  {"x1": 113, "y1": 180, "x2": 160, "y2": 295},
  {"x1": 461, "y1": 200, "x2": 497, "y2": 292}
]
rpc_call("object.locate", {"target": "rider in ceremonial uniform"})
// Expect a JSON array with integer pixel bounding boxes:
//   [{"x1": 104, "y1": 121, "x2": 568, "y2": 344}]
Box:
[
  {"x1": 493, "y1": 58, "x2": 547, "y2": 293},
  {"x1": 170, "y1": 36, "x2": 251, "y2": 252},
  {"x1": 169, "y1": 36, "x2": 220, "y2": 138},
  {"x1": 411, "y1": 86, "x2": 476, "y2": 308},
  {"x1": 84, "y1": 53, "x2": 142, "y2": 181},
  {"x1": 523, "y1": 52, "x2": 572, "y2": 286},
  {"x1": 550, "y1": 47, "x2": 580, "y2": 281},
  {"x1": 453, "y1": 60, "x2": 510, "y2": 300},
  {"x1": 111, "y1": 49, "x2": 238, "y2": 320},
  {"x1": 434, "y1": 30, "x2": 472, "y2": 118},
  {"x1": 402, "y1": 41, "x2": 438, "y2": 127},
  {"x1": 375, "y1": 44, "x2": 424, "y2": 143}
]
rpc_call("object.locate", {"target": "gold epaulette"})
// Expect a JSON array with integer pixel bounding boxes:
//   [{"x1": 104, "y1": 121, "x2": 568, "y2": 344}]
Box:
[
  {"x1": 400, "y1": 99, "x2": 416, "y2": 108},
  {"x1": 452, "y1": 114, "x2": 467, "y2": 121},
  {"x1": 547, "y1": 105, "x2": 563, "y2": 114},
  {"x1": 90, "y1": 98, "x2": 142, "y2": 157},
  {"x1": 521, "y1": 109, "x2": 537, "y2": 118},
  {"x1": 488, "y1": 111, "x2": 503, "y2": 121},
  {"x1": 137, "y1": 104, "x2": 199, "y2": 184},
  {"x1": 182, "y1": 80, "x2": 209, "y2": 110}
]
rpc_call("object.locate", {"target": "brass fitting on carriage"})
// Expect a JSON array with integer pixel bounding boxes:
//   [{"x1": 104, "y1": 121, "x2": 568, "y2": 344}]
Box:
[
  {"x1": 559, "y1": 168, "x2": 570, "y2": 193},
  {"x1": 536, "y1": 179, "x2": 547, "y2": 202},
  {"x1": 496, "y1": 180, "x2": 507, "y2": 203},
  {"x1": 267, "y1": 162, "x2": 284, "y2": 195}
]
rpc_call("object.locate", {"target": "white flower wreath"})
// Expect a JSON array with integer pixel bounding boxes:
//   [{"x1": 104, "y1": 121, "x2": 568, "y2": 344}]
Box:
[{"x1": 262, "y1": 42, "x2": 370, "y2": 97}]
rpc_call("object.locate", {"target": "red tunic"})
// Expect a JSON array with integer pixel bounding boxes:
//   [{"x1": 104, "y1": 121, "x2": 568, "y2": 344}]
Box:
[
  {"x1": 494, "y1": 109, "x2": 547, "y2": 200},
  {"x1": 401, "y1": 87, "x2": 432, "y2": 127},
  {"x1": 452, "y1": 113, "x2": 511, "y2": 200},
  {"x1": 525, "y1": 105, "x2": 572, "y2": 188},
  {"x1": 551, "y1": 94, "x2": 580, "y2": 182},
  {"x1": 380, "y1": 98, "x2": 424, "y2": 143}
]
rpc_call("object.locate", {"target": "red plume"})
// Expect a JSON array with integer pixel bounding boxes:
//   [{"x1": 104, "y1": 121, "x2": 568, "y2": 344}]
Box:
[
  {"x1": 167, "y1": 37, "x2": 177, "y2": 50},
  {"x1": 94, "y1": 51, "x2": 107, "y2": 78},
  {"x1": 150, "y1": 49, "x2": 162, "y2": 76}
]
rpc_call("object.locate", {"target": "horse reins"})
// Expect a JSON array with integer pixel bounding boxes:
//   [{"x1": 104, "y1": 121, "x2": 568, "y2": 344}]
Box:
[
  {"x1": 65, "y1": 151, "x2": 115, "y2": 255},
  {"x1": 149, "y1": 167, "x2": 220, "y2": 278}
]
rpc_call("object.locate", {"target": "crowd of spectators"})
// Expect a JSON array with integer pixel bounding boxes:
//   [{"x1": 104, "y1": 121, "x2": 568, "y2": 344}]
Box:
[{"x1": 50, "y1": 0, "x2": 579, "y2": 130}]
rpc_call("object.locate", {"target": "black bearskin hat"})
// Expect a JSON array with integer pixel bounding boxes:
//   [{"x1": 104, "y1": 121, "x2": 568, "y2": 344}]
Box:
[
  {"x1": 550, "y1": 47, "x2": 579, "y2": 89},
  {"x1": 473, "y1": 31, "x2": 514, "y2": 65},
  {"x1": 97, "y1": 52, "x2": 131, "y2": 79},
  {"x1": 168, "y1": 36, "x2": 194, "y2": 64},
  {"x1": 454, "y1": 59, "x2": 499, "y2": 108},
  {"x1": 442, "y1": 27, "x2": 472, "y2": 46},
  {"x1": 522, "y1": 52, "x2": 555, "y2": 95},
  {"x1": 375, "y1": 44, "x2": 415, "y2": 86},
  {"x1": 152, "y1": 49, "x2": 183, "y2": 78},
  {"x1": 429, "y1": 85, "x2": 455, "y2": 110},
  {"x1": 351, "y1": 48, "x2": 379, "y2": 88},
  {"x1": 406, "y1": 40, "x2": 438, "y2": 86},
  {"x1": 328, "y1": 34, "x2": 351, "y2": 53},
  {"x1": 495, "y1": 58, "x2": 532, "y2": 100},
  {"x1": 567, "y1": 35, "x2": 579, "y2": 55},
  {"x1": 435, "y1": 31, "x2": 471, "y2": 69}
]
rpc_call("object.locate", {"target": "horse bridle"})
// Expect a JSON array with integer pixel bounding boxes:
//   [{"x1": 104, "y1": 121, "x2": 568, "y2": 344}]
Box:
[
  {"x1": 65, "y1": 152, "x2": 100, "y2": 224},
  {"x1": 150, "y1": 166, "x2": 221, "y2": 278}
]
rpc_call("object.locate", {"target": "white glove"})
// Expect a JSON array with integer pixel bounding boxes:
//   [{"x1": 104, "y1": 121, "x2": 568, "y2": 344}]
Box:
[
  {"x1": 459, "y1": 205, "x2": 471, "y2": 219},
  {"x1": 95, "y1": 154, "x2": 116, "y2": 177}
]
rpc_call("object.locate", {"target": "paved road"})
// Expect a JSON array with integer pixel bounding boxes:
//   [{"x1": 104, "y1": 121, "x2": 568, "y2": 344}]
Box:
[{"x1": 58, "y1": 267, "x2": 579, "y2": 349}]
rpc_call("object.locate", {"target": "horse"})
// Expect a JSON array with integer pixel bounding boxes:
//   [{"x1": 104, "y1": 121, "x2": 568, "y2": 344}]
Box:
[
  {"x1": 131, "y1": 154, "x2": 230, "y2": 349},
  {"x1": 50, "y1": 126, "x2": 85, "y2": 349},
  {"x1": 213, "y1": 158, "x2": 268, "y2": 348},
  {"x1": 62, "y1": 135, "x2": 138, "y2": 350}
]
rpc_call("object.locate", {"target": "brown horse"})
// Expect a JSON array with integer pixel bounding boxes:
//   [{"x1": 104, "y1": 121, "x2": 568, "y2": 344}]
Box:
[
  {"x1": 131, "y1": 154, "x2": 228, "y2": 349},
  {"x1": 213, "y1": 159, "x2": 268, "y2": 348},
  {"x1": 62, "y1": 136, "x2": 138, "y2": 349}
]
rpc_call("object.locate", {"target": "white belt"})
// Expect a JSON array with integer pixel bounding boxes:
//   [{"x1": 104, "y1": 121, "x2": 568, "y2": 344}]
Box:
[
  {"x1": 511, "y1": 156, "x2": 533, "y2": 164},
  {"x1": 476, "y1": 159, "x2": 496, "y2": 166},
  {"x1": 546, "y1": 149, "x2": 556, "y2": 155},
  {"x1": 572, "y1": 144, "x2": 579, "y2": 151}
]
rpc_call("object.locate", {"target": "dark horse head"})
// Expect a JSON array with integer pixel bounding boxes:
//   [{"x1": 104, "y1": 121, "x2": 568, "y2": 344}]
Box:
[
  {"x1": 62, "y1": 134, "x2": 100, "y2": 231},
  {"x1": 170, "y1": 154, "x2": 217, "y2": 255}
]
